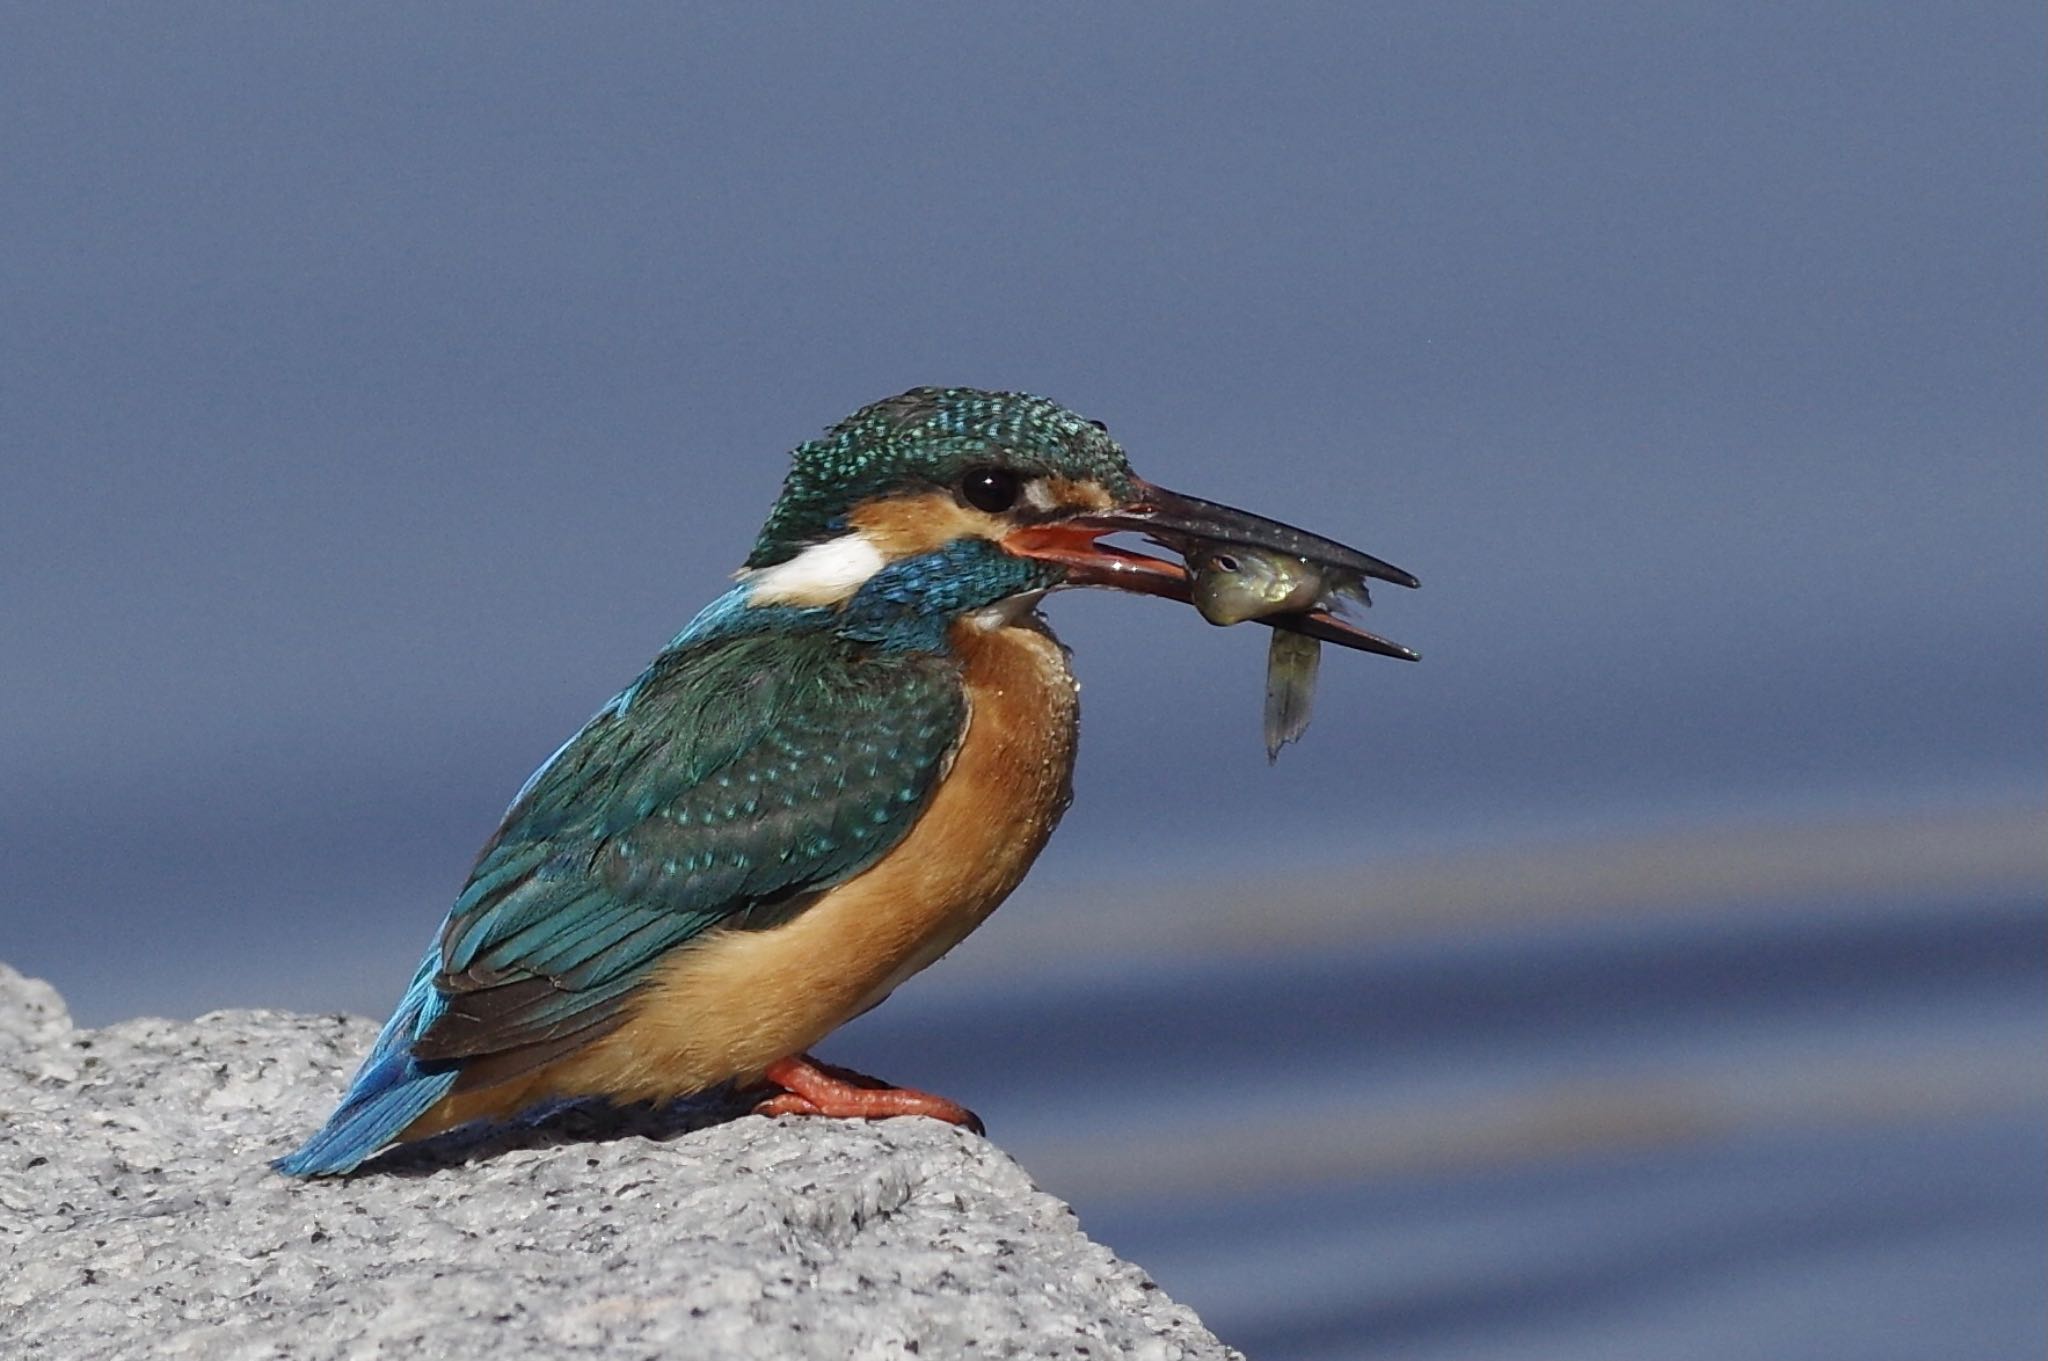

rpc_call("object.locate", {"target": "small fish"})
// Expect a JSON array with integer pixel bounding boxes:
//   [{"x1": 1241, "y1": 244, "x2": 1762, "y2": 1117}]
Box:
[{"x1": 1187, "y1": 547, "x2": 1374, "y2": 761}]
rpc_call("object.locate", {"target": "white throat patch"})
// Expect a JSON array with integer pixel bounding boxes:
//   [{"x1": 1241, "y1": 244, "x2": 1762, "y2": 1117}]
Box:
[{"x1": 743, "y1": 532, "x2": 887, "y2": 607}]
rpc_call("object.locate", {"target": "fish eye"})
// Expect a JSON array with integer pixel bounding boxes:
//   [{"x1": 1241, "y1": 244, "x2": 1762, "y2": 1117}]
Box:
[
  {"x1": 1209, "y1": 552, "x2": 1241, "y2": 574},
  {"x1": 959, "y1": 467, "x2": 1021, "y2": 513}
]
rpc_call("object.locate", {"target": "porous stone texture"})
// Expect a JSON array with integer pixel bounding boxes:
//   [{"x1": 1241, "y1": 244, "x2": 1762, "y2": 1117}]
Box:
[{"x1": 0, "y1": 964, "x2": 1235, "y2": 1360}]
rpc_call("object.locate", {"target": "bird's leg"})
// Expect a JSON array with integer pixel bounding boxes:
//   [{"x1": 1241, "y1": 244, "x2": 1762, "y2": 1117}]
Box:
[{"x1": 752, "y1": 1053, "x2": 985, "y2": 1135}]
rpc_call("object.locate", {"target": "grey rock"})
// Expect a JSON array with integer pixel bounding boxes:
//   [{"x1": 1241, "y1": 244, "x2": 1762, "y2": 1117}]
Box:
[
  {"x1": 0, "y1": 965, "x2": 1236, "y2": 1360},
  {"x1": 0, "y1": 963, "x2": 71, "y2": 1054}
]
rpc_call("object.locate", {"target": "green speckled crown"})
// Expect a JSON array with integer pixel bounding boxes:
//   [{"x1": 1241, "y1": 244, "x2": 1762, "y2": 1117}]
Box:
[{"x1": 746, "y1": 387, "x2": 1137, "y2": 568}]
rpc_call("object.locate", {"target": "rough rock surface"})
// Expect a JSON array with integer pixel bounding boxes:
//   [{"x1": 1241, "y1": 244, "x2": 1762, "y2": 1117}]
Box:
[{"x1": 0, "y1": 964, "x2": 1235, "y2": 1360}]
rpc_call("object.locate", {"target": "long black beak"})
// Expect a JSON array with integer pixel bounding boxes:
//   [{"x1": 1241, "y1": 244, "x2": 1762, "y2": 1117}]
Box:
[
  {"x1": 1004, "y1": 480, "x2": 1420, "y2": 661},
  {"x1": 1100, "y1": 482, "x2": 1419, "y2": 591}
]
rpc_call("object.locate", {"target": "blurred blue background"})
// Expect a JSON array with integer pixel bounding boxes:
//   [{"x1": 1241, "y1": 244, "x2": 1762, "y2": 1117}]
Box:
[{"x1": 3, "y1": 5, "x2": 2041, "y2": 1358}]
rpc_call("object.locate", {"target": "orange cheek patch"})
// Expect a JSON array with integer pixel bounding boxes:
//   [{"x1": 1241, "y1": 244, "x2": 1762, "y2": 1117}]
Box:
[
  {"x1": 1042, "y1": 477, "x2": 1115, "y2": 512},
  {"x1": 845, "y1": 479, "x2": 1114, "y2": 562},
  {"x1": 847, "y1": 492, "x2": 1004, "y2": 558}
]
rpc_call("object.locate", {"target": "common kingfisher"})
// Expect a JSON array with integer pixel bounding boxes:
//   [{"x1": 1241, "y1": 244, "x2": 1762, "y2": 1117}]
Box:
[{"x1": 278, "y1": 387, "x2": 1417, "y2": 1176}]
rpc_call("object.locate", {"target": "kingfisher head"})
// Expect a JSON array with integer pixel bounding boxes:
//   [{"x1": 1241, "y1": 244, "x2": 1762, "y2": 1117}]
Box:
[{"x1": 737, "y1": 387, "x2": 1417, "y2": 657}]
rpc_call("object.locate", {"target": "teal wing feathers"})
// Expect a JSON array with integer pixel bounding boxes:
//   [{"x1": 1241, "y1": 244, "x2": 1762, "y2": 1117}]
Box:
[{"x1": 409, "y1": 629, "x2": 966, "y2": 1090}]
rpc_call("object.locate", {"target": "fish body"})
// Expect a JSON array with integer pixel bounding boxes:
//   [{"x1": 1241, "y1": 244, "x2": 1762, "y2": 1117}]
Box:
[{"x1": 1189, "y1": 548, "x2": 1327, "y2": 625}]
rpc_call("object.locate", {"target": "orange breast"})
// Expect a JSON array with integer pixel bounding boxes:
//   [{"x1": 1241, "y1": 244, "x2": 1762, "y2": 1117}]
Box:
[{"x1": 405, "y1": 609, "x2": 1080, "y2": 1136}]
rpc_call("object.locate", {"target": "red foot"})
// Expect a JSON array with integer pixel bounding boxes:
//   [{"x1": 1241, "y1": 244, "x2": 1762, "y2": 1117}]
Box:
[{"x1": 752, "y1": 1054, "x2": 986, "y2": 1136}]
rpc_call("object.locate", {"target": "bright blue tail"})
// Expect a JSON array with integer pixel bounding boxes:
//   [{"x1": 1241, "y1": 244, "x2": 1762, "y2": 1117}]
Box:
[{"x1": 274, "y1": 942, "x2": 459, "y2": 1177}]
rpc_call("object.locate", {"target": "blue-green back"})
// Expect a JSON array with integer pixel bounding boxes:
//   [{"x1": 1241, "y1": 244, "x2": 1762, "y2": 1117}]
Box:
[{"x1": 411, "y1": 624, "x2": 966, "y2": 1087}]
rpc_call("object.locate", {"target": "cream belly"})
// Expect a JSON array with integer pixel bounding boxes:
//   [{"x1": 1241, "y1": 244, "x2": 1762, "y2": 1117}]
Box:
[{"x1": 404, "y1": 611, "x2": 1078, "y2": 1138}]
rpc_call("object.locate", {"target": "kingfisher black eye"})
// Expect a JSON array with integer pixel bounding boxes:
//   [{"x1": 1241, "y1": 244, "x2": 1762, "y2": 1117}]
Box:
[{"x1": 959, "y1": 467, "x2": 1021, "y2": 513}]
